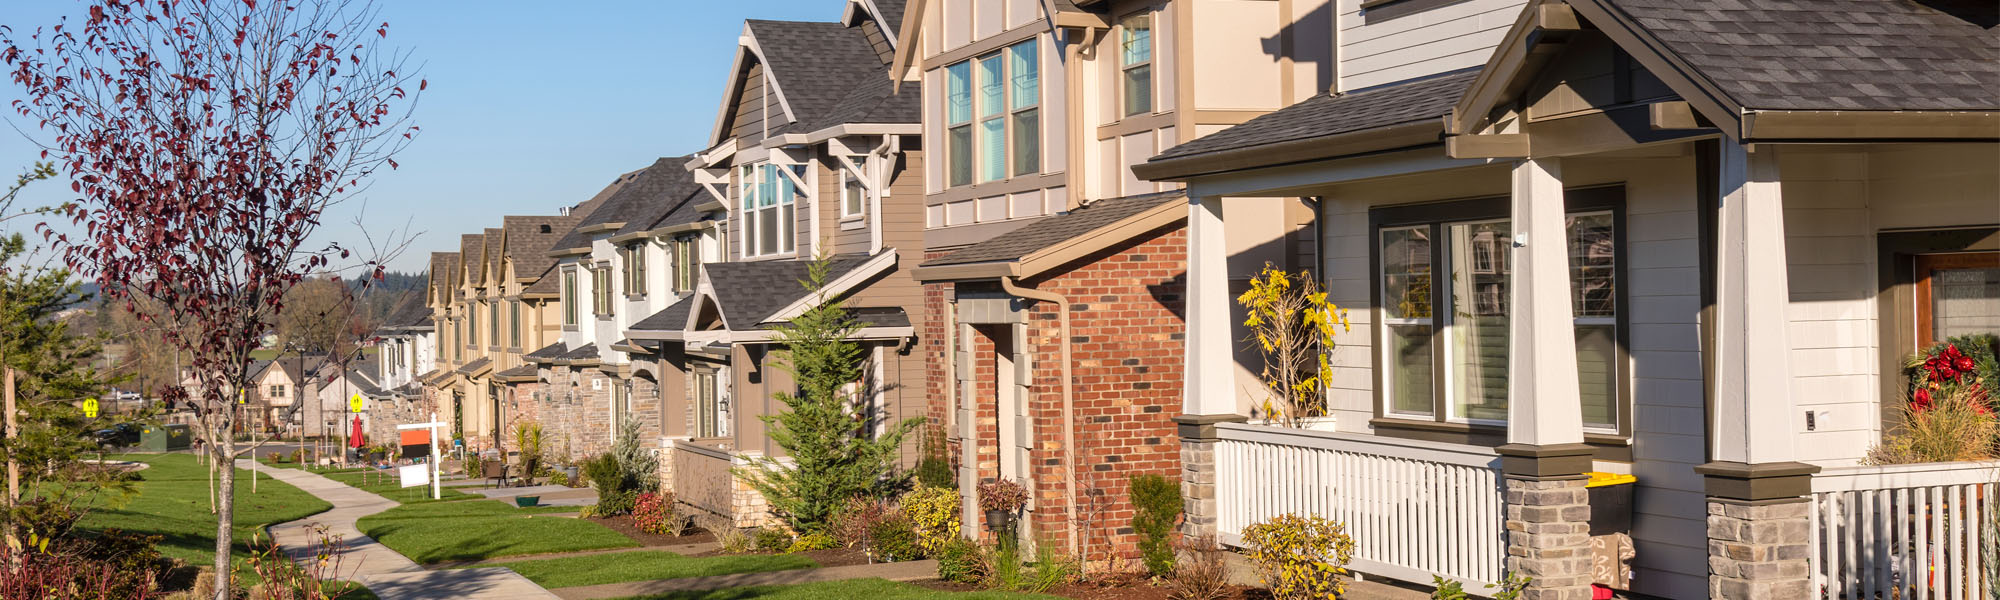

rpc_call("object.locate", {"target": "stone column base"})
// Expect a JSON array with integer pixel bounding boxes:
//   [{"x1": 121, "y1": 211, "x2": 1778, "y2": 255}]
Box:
[
  {"x1": 1697, "y1": 461, "x2": 1819, "y2": 600},
  {"x1": 1504, "y1": 476, "x2": 1594, "y2": 600},
  {"x1": 1172, "y1": 414, "x2": 1245, "y2": 540}
]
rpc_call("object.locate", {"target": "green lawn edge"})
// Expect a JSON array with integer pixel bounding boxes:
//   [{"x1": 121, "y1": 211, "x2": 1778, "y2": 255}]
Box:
[
  {"x1": 356, "y1": 499, "x2": 637, "y2": 564},
  {"x1": 610, "y1": 578, "x2": 1063, "y2": 600},
  {"x1": 459, "y1": 550, "x2": 817, "y2": 589}
]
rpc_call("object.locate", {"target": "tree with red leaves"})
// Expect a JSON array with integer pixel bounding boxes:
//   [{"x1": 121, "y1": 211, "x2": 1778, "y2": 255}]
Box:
[{"x1": 2, "y1": 1, "x2": 421, "y2": 594}]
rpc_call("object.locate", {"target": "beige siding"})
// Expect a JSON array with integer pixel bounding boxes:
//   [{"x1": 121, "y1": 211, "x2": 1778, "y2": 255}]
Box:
[
  {"x1": 860, "y1": 19, "x2": 893, "y2": 64},
  {"x1": 1336, "y1": 0, "x2": 1524, "y2": 92},
  {"x1": 731, "y1": 62, "x2": 768, "y2": 143}
]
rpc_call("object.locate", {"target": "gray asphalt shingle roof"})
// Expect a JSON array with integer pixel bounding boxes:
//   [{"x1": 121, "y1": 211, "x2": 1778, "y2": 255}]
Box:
[
  {"x1": 1599, "y1": 0, "x2": 1999, "y2": 111},
  {"x1": 561, "y1": 343, "x2": 599, "y2": 361},
  {"x1": 704, "y1": 256, "x2": 873, "y2": 328},
  {"x1": 525, "y1": 341, "x2": 568, "y2": 361},
  {"x1": 548, "y1": 164, "x2": 657, "y2": 253},
  {"x1": 1148, "y1": 69, "x2": 1478, "y2": 164},
  {"x1": 630, "y1": 294, "x2": 696, "y2": 331},
  {"x1": 746, "y1": 20, "x2": 912, "y2": 135},
  {"x1": 505, "y1": 215, "x2": 581, "y2": 280},
  {"x1": 923, "y1": 190, "x2": 1187, "y2": 267}
]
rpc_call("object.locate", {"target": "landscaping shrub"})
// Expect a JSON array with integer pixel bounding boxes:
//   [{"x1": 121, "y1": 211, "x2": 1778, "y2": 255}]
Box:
[
  {"x1": 754, "y1": 527, "x2": 794, "y2": 553},
  {"x1": 291, "y1": 448, "x2": 307, "y2": 464},
  {"x1": 915, "y1": 425, "x2": 955, "y2": 489},
  {"x1": 934, "y1": 536, "x2": 983, "y2": 583},
  {"x1": 1130, "y1": 474, "x2": 1183, "y2": 576},
  {"x1": 1165, "y1": 535, "x2": 1230, "y2": 600},
  {"x1": 597, "y1": 490, "x2": 639, "y2": 518},
  {"x1": 1866, "y1": 384, "x2": 1997, "y2": 464},
  {"x1": 981, "y1": 539, "x2": 1078, "y2": 593},
  {"x1": 514, "y1": 421, "x2": 546, "y2": 486},
  {"x1": 1429, "y1": 576, "x2": 1468, "y2": 600},
  {"x1": 828, "y1": 496, "x2": 895, "y2": 549},
  {"x1": 0, "y1": 545, "x2": 162, "y2": 599},
  {"x1": 245, "y1": 524, "x2": 354, "y2": 600},
  {"x1": 609, "y1": 418, "x2": 660, "y2": 492},
  {"x1": 867, "y1": 516, "x2": 923, "y2": 562},
  {"x1": 787, "y1": 532, "x2": 837, "y2": 553},
  {"x1": 696, "y1": 513, "x2": 755, "y2": 554},
  {"x1": 900, "y1": 486, "x2": 961, "y2": 556},
  {"x1": 583, "y1": 453, "x2": 634, "y2": 515},
  {"x1": 546, "y1": 470, "x2": 570, "y2": 487},
  {"x1": 73, "y1": 529, "x2": 171, "y2": 599},
  {"x1": 1241, "y1": 513, "x2": 1355, "y2": 600},
  {"x1": 633, "y1": 491, "x2": 680, "y2": 535}
]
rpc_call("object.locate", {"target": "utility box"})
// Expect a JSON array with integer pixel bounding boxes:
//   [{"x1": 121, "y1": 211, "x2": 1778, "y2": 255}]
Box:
[{"x1": 138, "y1": 424, "x2": 192, "y2": 452}]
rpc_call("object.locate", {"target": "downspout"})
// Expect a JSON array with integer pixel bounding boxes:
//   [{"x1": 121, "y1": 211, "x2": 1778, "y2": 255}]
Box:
[{"x1": 998, "y1": 276, "x2": 1079, "y2": 557}]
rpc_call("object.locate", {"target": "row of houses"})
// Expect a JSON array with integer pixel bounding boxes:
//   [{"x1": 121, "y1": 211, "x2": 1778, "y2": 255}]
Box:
[{"x1": 363, "y1": 1, "x2": 1999, "y2": 599}]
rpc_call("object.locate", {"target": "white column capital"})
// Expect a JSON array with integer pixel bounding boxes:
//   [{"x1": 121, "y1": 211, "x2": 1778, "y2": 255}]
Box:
[
  {"x1": 1184, "y1": 195, "x2": 1236, "y2": 417},
  {"x1": 1507, "y1": 157, "x2": 1586, "y2": 446}
]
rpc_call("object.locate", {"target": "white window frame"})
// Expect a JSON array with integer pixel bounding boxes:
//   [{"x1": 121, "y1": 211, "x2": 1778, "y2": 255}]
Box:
[
  {"x1": 1119, "y1": 12, "x2": 1154, "y2": 118},
  {"x1": 943, "y1": 39, "x2": 1040, "y2": 189},
  {"x1": 840, "y1": 158, "x2": 868, "y2": 219},
  {"x1": 738, "y1": 163, "x2": 797, "y2": 258},
  {"x1": 562, "y1": 268, "x2": 579, "y2": 327}
]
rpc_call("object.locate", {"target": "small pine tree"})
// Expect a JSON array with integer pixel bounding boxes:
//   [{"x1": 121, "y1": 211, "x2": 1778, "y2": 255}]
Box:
[{"x1": 736, "y1": 254, "x2": 922, "y2": 534}]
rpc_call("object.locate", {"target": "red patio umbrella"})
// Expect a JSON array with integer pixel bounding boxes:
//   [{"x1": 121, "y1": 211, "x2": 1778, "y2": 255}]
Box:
[{"x1": 349, "y1": 415, "x2": 365, "y2": 449}]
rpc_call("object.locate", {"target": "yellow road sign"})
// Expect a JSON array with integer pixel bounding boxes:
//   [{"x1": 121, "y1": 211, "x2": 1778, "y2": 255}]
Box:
[
  {"x1": 349, "y1": 394, "x2": 365, "y2": 413},
  {"x1": 82, "y1": 397, "x2": 99, "y2": 418}
]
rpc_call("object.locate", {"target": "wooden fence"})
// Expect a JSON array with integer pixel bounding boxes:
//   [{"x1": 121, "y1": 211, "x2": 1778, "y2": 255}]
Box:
[
  {"x1": 1213, "y1": 423, "x2": 1507, "y2": 588},
  {"x1": 1809, "y1": 460, "x2": 1999, "y2": 600}
]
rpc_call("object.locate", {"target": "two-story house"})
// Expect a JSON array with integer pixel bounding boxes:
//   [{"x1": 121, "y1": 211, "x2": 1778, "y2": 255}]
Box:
[
  {"x1": 368, "y1": 296, "x2": 435, "y2": 442},
  {"x1": 899, "y1": 0, "x2": 1322, "y2": 560},
  {"x1": 533, "y1": 159, "x2": 705, "y2": 460},
  {"x1": 620, "y1": 0, "x2": 929, "y2": 528},
  {"x1": 1135, "y1": 1, "x2": 2000, "y2": 598}
]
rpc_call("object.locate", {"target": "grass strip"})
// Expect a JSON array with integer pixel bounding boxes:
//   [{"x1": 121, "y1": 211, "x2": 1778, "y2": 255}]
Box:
[
  {"x1": 357, "y1": 499, "x2": 636, "y2": 564},
  {"x1": 464, "y1": 550, "x2": 815, "y2": 589},
  {"x1": 612, "y1": 578, "x2": 1062, "y2": 600},
  {"x1": 75, "y1": 453, "x2": 333, "y2": 570}
]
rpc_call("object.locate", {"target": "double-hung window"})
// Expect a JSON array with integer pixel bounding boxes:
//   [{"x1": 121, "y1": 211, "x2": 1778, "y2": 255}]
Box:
[
  {"x1": 841, "y1": 157, "x2": 868, "y2": 218},
  {"x1": 509, "y1": 300, "x2": 521, "y2": 348},
  {"x1": 944, "y1": 40, "x2": 1040, "y2": 188},
  {"x1": 1120, "y1": 13, "x2": 1153, "y2": 117},
  {"x1": 562, "y1": 268, "x2": 578, "y2": 326},
  {"x1": 592, "y1": 265, "x2": 613, "y2": 317},
  {"x1": 672, "y1": 237, "x2": 697, "y2": 293},
  {"x1": 1374, "y1": 189, "x2": 1625, "y2": 433},
  {"x1": 624, "y1": 244, "x2": 647, "y2": 298},
  {"x1": 487, "y1": 301, "x2": 499, "y2": 347},
  {"x1": 739, "y1": 164, "x2": 797, "y2": 257}
]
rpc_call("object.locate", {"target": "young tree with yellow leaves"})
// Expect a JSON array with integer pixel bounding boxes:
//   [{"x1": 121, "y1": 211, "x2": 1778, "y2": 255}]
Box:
[{"x1": 1237, "y1": 263, "x2": 1349, "y2": 427}]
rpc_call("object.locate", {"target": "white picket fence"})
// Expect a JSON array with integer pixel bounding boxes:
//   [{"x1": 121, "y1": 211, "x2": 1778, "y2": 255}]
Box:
[
  {"x1": 1213, "y1": 422, "x2": 1506, "y2": 588},
  {"x1": 1809, "y1": 460, "x2": 1999, "y2": 600}
]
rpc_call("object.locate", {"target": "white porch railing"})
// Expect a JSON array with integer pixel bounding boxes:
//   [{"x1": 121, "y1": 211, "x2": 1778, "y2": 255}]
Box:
[
  {"x1": 1809, "y1": 460, "x2": 1998, "y2": 600},
  {"x1": 1214, "y1": 422, "x2": 1506, "y2": 588}
]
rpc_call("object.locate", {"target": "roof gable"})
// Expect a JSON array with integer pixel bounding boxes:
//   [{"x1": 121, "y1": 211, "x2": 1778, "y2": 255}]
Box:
[{"x1": 1455, "y1": 0, "x2": 2000, "y2": 141}]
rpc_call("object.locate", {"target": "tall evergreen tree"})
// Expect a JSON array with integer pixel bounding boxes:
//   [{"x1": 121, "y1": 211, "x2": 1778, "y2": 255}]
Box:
[{"x1": 736, "y1": 255, "x2": 922, "y2": 534}]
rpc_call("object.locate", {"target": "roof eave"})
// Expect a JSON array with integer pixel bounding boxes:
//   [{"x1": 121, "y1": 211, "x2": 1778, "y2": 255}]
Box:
[
  {"x1": 1134, "y1": 120, "x2": 1445, "y2": 182},
  {"x1": 911, "y1": 261, "x2": 1023, "y2": 282},
  {"x1": 1742, "y1": 110, "x2": 2000, "y2": 142},
  {"x1": 1015, "y1": 198, "x2": 1186, "y2": 280}
]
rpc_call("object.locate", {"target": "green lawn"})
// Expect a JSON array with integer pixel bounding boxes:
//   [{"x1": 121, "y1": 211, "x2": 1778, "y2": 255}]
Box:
[
  {"x1": 75, "y1": 453, "x2": 333, "y2": 569},
  {"x1": 321, "y1": 468, "x2": 476, "y2": 504},
  {"x1": 467, "y1": 550, "x2": 816, "y2": 589},
  {"x1": 327, "y1": 581, "x2": 378, "y2": 600},
  {"x1": 614, "y1": 578, "x2": 1062, "y2": 600},
  {"x1": 357, "y1": 499, "x2": 636, "y2": 564}
]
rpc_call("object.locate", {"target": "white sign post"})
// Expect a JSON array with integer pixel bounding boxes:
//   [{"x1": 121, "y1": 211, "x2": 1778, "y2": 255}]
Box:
[{"x1": 395, "y1": 412, "x2": 448, "y2": 500}]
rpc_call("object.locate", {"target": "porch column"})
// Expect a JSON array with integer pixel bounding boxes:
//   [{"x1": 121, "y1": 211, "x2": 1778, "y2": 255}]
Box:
[
  {"x1": 1697, "y1": 142, "x2": 1817, "y2": 600},
  {"x1": 1177, "y1": 193, "x2": 1245, "y2": 539},
  {"x1": 1498, "y1": 158, "x2": 1594, "y2": 600}
]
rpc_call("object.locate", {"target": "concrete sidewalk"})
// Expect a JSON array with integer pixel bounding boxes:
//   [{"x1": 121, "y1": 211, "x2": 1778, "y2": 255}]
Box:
[{"x1": 243, "y1": 460, "x2": 561, "y2": 600}]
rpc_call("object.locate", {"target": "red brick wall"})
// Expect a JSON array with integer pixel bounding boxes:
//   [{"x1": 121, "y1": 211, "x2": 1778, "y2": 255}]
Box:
[{"x1": 929, "y1": 227, "x2": 1188, "y2": 562}]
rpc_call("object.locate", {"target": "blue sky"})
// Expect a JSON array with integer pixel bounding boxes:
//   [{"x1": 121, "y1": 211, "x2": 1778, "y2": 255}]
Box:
[{"x1": 0, "y1": 1, "x2": 838, "y2": 273}]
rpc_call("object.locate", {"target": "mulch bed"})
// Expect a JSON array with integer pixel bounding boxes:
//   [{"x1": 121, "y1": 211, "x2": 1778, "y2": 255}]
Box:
[
  {"x1": 588, "y1": 515, "x2": 717, "y2": 547},
  {"x1": 913, "y1": 577, "x2": 1270, "y2": 600}
]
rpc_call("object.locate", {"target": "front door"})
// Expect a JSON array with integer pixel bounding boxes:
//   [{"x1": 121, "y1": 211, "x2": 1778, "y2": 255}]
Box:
[{"x1": 1914, "y1": 252, "x2": 2000, "y2": 348}]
